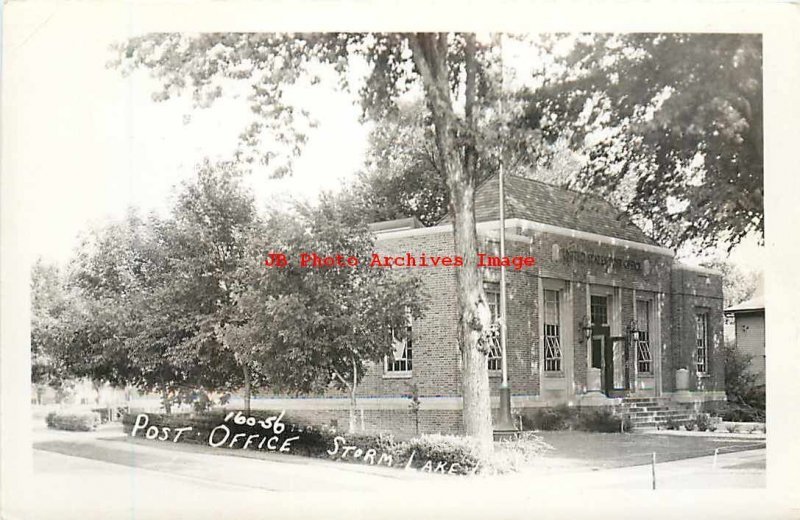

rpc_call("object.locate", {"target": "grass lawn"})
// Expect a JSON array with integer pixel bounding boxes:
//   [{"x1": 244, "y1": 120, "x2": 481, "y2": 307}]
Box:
[{"x1": 534, "y1": 431, "x2": 765, "y2": 469}]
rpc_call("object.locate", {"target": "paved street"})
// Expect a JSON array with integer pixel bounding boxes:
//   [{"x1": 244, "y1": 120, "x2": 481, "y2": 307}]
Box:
[{"x1": 2, "y1": 430, "x2": 775, "y2": 520}]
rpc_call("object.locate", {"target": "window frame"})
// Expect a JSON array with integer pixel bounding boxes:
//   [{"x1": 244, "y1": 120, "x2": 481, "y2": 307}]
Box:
[
  {"x1": 485, "y1": 286, "x2": 503, "y2": 372},
  {"x1": 384, "y1": 310, "x2": 413, "y2": 376},
  {"x1": 635, "y1": 299, "x2": 653, "y2": 375},
  {"x1": 695, "y1": 311, "x2": 709, "y2": 374},
  {"x1": 590, "y1": 295, "x2": 609, "y2": 327},
  {"x1": 543, "y1": 289, "x2": 563, "y2": 373}
]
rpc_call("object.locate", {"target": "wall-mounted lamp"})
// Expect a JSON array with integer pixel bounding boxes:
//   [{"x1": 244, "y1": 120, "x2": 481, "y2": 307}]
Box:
[
  {"x1": 626, "y1": 319, "x2": 640, "y2": 341},
  {"x1": 579, "y1": 315, "x2": 593, "y2": 343}
]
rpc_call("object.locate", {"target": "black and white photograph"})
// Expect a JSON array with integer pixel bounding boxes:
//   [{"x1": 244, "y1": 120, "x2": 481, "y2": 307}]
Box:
[{"x1": 2, "y1": 1, "x2": 798, "y2": 519}]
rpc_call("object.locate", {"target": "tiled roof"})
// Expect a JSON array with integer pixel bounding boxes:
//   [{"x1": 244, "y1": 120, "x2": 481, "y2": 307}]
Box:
[{"x1": 442, "y1": 174, "x2": 657, "y2": 245}]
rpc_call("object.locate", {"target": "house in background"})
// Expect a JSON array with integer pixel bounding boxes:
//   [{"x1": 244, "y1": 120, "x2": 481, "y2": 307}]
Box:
[{"x1": 724, "y1": 275, "x2": 766, "y2": 386}]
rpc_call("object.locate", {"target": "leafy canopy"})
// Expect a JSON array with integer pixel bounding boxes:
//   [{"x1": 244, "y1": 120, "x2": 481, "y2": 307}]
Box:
[{"x1": 523, "y1": 33, "x2": 762, "y2": 250}]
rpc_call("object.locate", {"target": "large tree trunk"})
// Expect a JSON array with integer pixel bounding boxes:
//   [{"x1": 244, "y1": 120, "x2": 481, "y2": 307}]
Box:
[
  {"x1": 242, "y1": 363, "x2": 251, "y2": 415},
  {"x1": 450, "y1": 168, "x2": 493, "y2": 453},
  {"x1": 348, "y1": 357, "x2": 358, "y2": 433},
  {"x1": 409, "y1": 33, "x2": 493, "y2": 454}
]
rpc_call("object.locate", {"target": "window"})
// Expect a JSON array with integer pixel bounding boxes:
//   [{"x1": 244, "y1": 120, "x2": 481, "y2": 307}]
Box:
[
  {"x1": 590, "y1": 295, "x2": 608, "y2": 326},
  {"x1": 636, "y1": 300, "x2": 653, "y2": 374},
  {"x1": 386, "y1": 312, "x2": 412, "y2": 373},
  {"x1": 485, "y1": 288, "x2": 502, "y2": 371},
  {"x1": 544, "y1": 289, "x2": 562, "y2": 372},
  {"x1": 695, "y1": 312, "x2": 708, "y2": 373}
]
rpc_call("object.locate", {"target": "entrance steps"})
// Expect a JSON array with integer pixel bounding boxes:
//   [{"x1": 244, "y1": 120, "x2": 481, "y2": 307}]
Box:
[{"x1": 621, "y1": 396, "x2": 693, "y2": 431}]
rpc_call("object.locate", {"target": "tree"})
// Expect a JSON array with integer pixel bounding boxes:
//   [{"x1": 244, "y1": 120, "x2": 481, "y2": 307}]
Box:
[
  {"x1": 701, "y1": 260, "x2": 759, "y2": 308},
  {"x1": 349, "y1": 97, "x2": 573, "y2": 227},
  {"x1": 66, "y1": 212, "x2": 192, "y2": 412},
  {"x1": 65, "y1": 207, "x2": 245, "y2": 413},
  {"x1": 114, "y1": 32, "x2": 518, "y2": 452},
  {"x1": 162, "y1": 161, "x2": 268, "y2": 413},
  {"x1": 522, "y1": 33, "x2": 762, "y2": 251},
  {"x1": 31, "y1": 260, "x2": 70, "y2": 401},
  {"x1": 348, "y1": 101, "x2": 449, "y2": 227},
  {"x1": 231, "y1": 194, "x2": 425, "y2": 432}
]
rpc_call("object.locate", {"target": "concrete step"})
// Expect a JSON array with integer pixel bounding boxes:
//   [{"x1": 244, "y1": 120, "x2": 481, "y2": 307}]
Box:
[
  {"x1": 630, "y1": 416, "x2": 693, "y2": 426},
  {"x1": 648, "y1": 417, "x2": 692, "y2": 423},
  {"x1": 622, "y1": 397, "x2": 671, "y2": 403},
  {"x1": 631, "y1": 421, "x2": 661, "y2": 428},
  {"x1": 626, "y1": 406, "x2": 669, "y2": 412},
  {"x1": 628, "y1": 411, "x2": 691, "y2": 420}
]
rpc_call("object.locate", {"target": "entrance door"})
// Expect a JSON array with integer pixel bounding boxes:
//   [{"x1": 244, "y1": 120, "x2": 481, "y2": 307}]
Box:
[
  {"x1": 591, "y1": 326, "x2": 613, "y2": 395},
  {"x1": 590, "y1": 294, "x2": 614, "y2": 395}
]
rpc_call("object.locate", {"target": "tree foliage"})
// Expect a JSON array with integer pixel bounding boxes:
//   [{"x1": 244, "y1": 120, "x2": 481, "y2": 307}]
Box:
[
  {"x1": 161, "y1": 161, "x2": 266, "y2": 411},
  {"x1": 702, "y1": 260, "x2": 759, "y2": 308},
  {"x1": 523, "y1": 33, "x2": 762, "y2": 250},
  {"x1": 33, "y1": 161, "x2": 424, "y2": 419},
  {"x1": 233, "y1": 194, "x2": 425, "y2": 430},
  {"x1": 114, "y1": 32, "x2": 507, "y2": 449},
  {"x1": 31, "y1": 260, "x2": 71, "y2": 388}
]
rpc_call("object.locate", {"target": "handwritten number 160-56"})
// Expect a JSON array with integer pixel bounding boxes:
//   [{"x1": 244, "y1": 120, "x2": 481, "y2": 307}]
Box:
[{"x1": 223, "y1": 410, "x2": 285, "y2": 434}]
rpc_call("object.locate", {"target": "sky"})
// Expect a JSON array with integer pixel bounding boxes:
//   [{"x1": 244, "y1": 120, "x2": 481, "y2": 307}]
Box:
[
  {"x1": 5, "y1": 3, "x2": 370, "y2": 264},
  {"x1": 4, "y1": 3, "x2": 764, "y2": 273}
]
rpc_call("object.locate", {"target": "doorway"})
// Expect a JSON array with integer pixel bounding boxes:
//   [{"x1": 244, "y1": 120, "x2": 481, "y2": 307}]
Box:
[{"x1": 590, "y1": 327, "x2": 614, "y2": 395}]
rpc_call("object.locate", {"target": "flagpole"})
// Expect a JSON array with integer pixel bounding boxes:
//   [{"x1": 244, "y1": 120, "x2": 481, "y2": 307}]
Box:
[{"x1": 495, "y1": 32, "x2": 515, "y2": 434}]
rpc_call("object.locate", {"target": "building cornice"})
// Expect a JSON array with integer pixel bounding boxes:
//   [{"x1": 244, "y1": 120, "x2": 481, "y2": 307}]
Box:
[
  {"x1": 375, "y1": 218, "x2": 675, "y2": 257},
  {"x1": 674, "y1": 262, "x2": 723, "y2": 276}
]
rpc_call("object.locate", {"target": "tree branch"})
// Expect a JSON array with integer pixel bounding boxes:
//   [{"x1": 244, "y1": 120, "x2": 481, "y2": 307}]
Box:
[{"x1": 332, "y1": 369, "x2": 352, "y2": 391}]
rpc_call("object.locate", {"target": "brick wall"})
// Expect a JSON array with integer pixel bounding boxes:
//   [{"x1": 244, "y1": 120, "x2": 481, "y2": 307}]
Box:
[
  {"x1": 280, "y1": 408, "x2": 463, "y2": 437},
  {"x1": 360, "y1": 229, "x2": 461, "y2": 399},
  {"x1": 669, "y1": 267, "x2": 725, "y2": 392}
]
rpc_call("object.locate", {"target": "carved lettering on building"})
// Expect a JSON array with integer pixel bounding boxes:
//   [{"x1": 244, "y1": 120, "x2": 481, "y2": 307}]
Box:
[{"x1": 562, "y1": 249, "x2": 642, "y2": 272}]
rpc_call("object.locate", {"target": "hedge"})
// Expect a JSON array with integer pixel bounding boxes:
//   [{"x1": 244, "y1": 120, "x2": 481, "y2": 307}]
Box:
[
  {"x1": 717, "y1": 403, "x2": 765, "y2": 423},
  {"x1": 46, "y1": 410, "x2": 102, "y2": 432},
  {"x1": 520, "y1": 405, "x2": 625, "y2": 432},
  {"x1": 123, "y1": 411, "x2": 488, "y2": 475}
]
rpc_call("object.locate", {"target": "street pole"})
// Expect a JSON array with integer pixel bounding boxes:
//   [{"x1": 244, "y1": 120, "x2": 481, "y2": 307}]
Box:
[{"x1": 494, "y1": 32, "x2": 515, "y2": 434}]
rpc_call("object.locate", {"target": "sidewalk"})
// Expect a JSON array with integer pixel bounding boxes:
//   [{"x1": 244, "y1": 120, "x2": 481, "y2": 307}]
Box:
[
  {"x1": 33, "y1": 426, "x2": 766, "y2": 492},
  {"x1": 34, "y1": 433, "x2": 437, "y2": 493},
  {"x1": 13, "y1": 448, "x2": 772, "y2": 520}
]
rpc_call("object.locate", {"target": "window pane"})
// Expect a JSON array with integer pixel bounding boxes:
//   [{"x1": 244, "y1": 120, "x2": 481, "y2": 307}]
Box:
[
  {"x1": 386, "y1": 312, "x2": 412, "y2": 373},
  {"x1": 544, "y1": 290, "x2": 562, "y2": 372},
  {"x1": 695, "y1": 313, "x2": 708, "y2": 373},
  {"x1": 485, "y1": 286, "x2": 502, "y2": 370},
  {"x1": 591, "y1": 296, "x2": 608, "y2": 326},
  {"x1": 636, "y1": 300, "x2": 652, "y2": 373}
]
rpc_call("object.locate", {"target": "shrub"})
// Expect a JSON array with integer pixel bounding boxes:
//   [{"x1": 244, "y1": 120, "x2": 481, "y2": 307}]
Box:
[
  {"x1": 521, "y1": 405, "x2": 578, "y2": 431},
  {"x1": 695, "y1": 413, "x2": 712, "y2": 432},
  {"x1": 124, "y1": 410, "x2": 344, "y2": 452},
  {"x1": 717, "y1": 403, "x2": 765, "y2": 423},
  {"x1": 490, "y1": 431, "x2": 554, "y2": 473},
  {"x1": 665, "y1": 417, "x2": 681, "y2": 431},
  {"x1": 683, "y1": 419, "x2": 697, "y2": 431},
  {"x1": 724, "y1": 423, "x2": 737, "y2": 433},
  {"x1": 722, "y1": 342, "x2": 766, "y2": 412},
  {"x1": 123, "y1": 412, "x2": 488, "y2": 475},
  {"x1": 575, "y1": 409, "x2": 622, "y2": 433},
  {"x1": 46, "y1": 410, "x2": 101, "y2": 431},
  {"x1": 391, "y1": 434, "x2": 483, "y2": 475}
]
